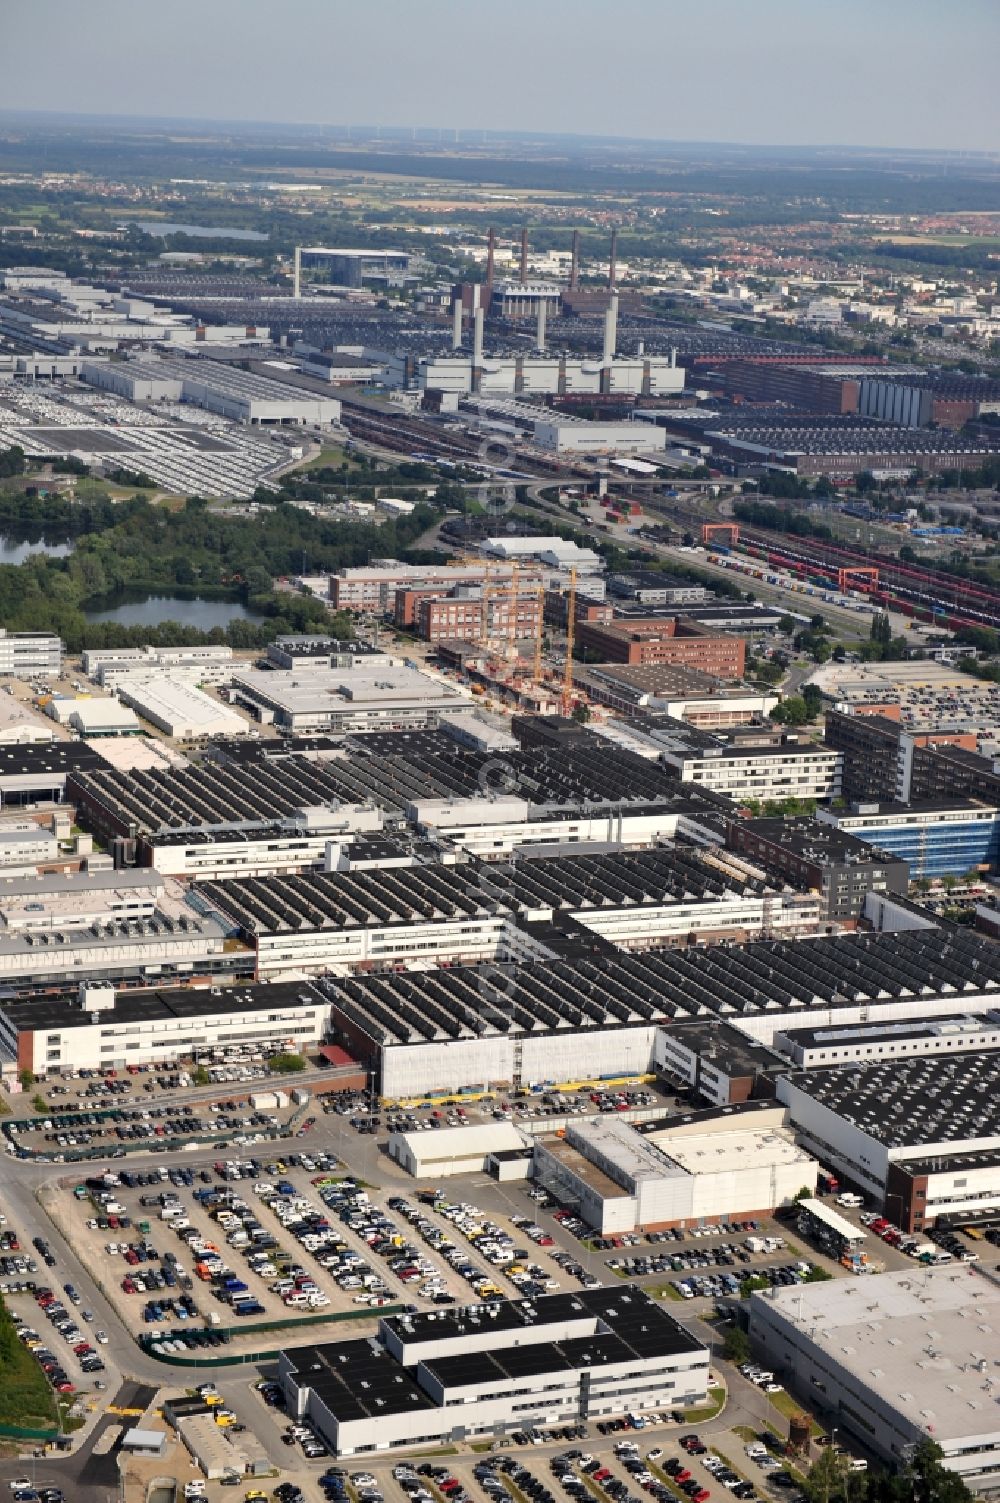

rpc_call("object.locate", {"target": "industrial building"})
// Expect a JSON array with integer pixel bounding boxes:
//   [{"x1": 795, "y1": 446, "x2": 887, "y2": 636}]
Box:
[
  {"x1": 114, "y1": 677, "x2": 250, "y2": 741},
  {"x1": 294, "y1": 246, "x2": 412, "y2": 289},
  {"x1": 46, "y1": 695, "x2": 141, "y2": 737},
  {"x1": 772, "y1": 1012, "x2": 1000, "y2": 1071},
  {"x1": 230, "y1": 667, "x2": 465, "y2": 734},
  {"x1": 312, "y1": 926, "x2": 994, "y2": 1102},
  {"x1": 858, "y1": 371, "x2": 1000, "y2": 429},
  {"x1": 575, "y1": 617, "x2": 746, "y2": 678},
  {"x1": 0, "y1": 868, "x2": 234, "y2": 993},
  {"x1": 649, "y1": 721, "x2": 842, "y2": 805},
  {"x1": 700, "y1": 415, "x2": 1000, "y2": 478},
  {"x1": 0, "y1": 978, "x2": 330, "y2": 1076},
  {"x1": 278, "y1": 1287, "x2": 708, "y2": 1455},
  {"x1": 332, "y1": 561, "x2": 545, "y2": 615},
  {"x1": 198, "y1": 842, "x2": 816, "y2": 990},
  {"x1": 388, "y1": 1120, "x2": 530, "y2": 1180},
  {"x1": 816, "y1": 799, "x2": 1000, "y2": 878},
  {"x1": 0, "y1": 630, "x2": 62, "y2": 677},
  {"x1": 82, "y1": 355, "x2": 342, "y2": 425},
  {"x1": 533, "y1": 419, "x2": 667, "y2": 457},
  {"x1": 776, "y1": 1050, "x2": 1000, "y2": 1228},
  {"x1": 576, "y1": 667, "x2": 779, "y2": 726},
  {"x1": 725, "y1": 815, "x2": 909, "y2": 919},
  {"x1": 0, "y1": 739, "x2": 106, "y2": 809},
  {"x1": 749, "y1": 1269, "x2": 1000, "y2": 1493},
  {"x1": 533, "y1": 1114, "x2": 816, "y2": 1234},
  {"x1": 265, "y1": 637, "x2": 395, "y2": 672}
]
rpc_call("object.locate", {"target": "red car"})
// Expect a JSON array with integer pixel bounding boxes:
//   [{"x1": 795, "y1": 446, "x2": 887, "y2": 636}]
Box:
[
  {"x1": 593, "y1": 1470, "x2": 612, "y2": 1484},
  {"x1": 693, "y1": 1491, "x2": 710, "y2": 1502}
]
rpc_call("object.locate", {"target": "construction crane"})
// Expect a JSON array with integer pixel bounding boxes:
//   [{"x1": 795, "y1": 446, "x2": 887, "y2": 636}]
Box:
[
  {"x1": 561, "y1": 566, "x2": 577, "y2": 717},
  {"x1": 532, "y1": 582, "x2": 544, "y2": 686}
]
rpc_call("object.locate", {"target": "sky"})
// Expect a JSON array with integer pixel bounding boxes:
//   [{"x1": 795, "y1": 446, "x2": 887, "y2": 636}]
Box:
[{"x1": 5, "y1": 0, "x2": 999, "y2": 154}]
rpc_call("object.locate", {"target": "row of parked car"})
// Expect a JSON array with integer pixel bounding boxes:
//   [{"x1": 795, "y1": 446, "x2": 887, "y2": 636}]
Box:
[{"x1": 323, "y1": 1183, "x2": 450, "y2": 1304}]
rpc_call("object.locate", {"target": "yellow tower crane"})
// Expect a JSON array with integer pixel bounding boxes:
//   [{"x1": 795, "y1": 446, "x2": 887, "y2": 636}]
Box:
[{"x1": 561, "y1": 566, "x2": 577, "y2": 717}]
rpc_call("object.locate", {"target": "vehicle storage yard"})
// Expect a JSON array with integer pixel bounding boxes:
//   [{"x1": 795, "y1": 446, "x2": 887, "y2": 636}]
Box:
[{"x1": 0, "y1": 383, "x2": 297, "y2": 497}]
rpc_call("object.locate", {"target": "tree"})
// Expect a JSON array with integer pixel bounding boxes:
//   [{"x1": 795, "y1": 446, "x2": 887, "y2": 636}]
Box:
[
  {"x1": 803, "y1": 1445, "x2": 852, "y2": 1503},
  {"x1": 571, "y1": 703, "x2": 591, "y2": 724},
  {"x1": 801, "y1": 684, "x2": 824, "y2": 718},
  {"x1": 778, "y1": 615, "x2": 796, "y2": 635},
  {"x1": 771, "y1": 696, "x2": 810, "y2": 726},
  {"x1": 722, "y1": 1326, "x2": 751, "y2": 1364},
  {"x1": 17, "y1": 1069, "x2": 33, "y2": 1092},
  {"x1": 794, "y1": 1185, "x2": 814, "y2": 1201},
  {"x1": 269, "y1": 1052, "x2": 307, "y2": 1074}
]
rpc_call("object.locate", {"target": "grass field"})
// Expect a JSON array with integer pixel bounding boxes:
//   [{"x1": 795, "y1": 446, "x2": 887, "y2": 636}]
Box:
[{"x1": 0, "y1": 1300, "x2": 57, "y2": 1431}]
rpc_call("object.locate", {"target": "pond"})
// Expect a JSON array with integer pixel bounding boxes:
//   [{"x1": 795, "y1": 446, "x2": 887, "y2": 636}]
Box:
[
  {"x1": 0, "y1": 532, "x2": 73, "y2": 564},
  {"x1": 130, "y1": 219, "x2": 268, "y2": 241},
  {"x1": 83, "y1": 592, "x2": 268, "y2": 629}
]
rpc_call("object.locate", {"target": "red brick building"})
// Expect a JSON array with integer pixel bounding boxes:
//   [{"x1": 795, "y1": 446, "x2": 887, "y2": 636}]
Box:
[{"x1": 575, "y1": 615, "x2": 746, "y2": 678}]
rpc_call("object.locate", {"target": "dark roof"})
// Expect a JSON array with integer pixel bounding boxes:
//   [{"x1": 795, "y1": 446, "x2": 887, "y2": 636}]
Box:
[
  {"x1": 284, "y1": 1339, "x2": 435, "y2": 1422},
  {"x1": 664, "y1": 1019, "x2": 784, "y2": 1078},
  {"x1": 732, "y1": 815, "x2": 903, "y2": 867},
  {"x1": 0, "y1": 979, "x2": 325, "y2": 1034},
  {"x1": 0, "y1": 741, "x2": 105, "y2": 778}
]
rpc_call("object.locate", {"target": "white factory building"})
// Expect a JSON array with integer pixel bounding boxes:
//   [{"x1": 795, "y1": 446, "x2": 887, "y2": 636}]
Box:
[
  {"x1": 0, "y1": 978, "x2": 330, "y2": 1078},
  {"x1": 279, "y1": 1288, "x2": 709, "y2": 1456},
  {"x1": 388, "y1": 1120, "x2": 531, "y2": 1180},
  {"x1": 230, "y1": 667, "x2": 465, "y2": 734},
  {"x1": 661, "y1": 740, "x2": 843, "y2": 804},
  {"x1": 534, "y1": 1114, "x2": 817, "y2": 1234},
  {"x1": 83, "y1": 645, "x2": 234, "y2": 684},
  {"x1": 533, "y1": 420, "x2": 667, "y2": 457},
  {"x1": 114, "y1": 677, "x2": 250, "y2": 741},
  {"x1": 749, "y1": 1270, "x2": 1000, "y2": 1494},
  {"x1": 82, "y1": 356, "x2": 341, "y2": 426},
  {"x1": 146, "y1": 804, "x2": 384, "y2": 880},
  {"x1": 410, "y1": 796, "x2": 690, "y2": 860},
  {"x1": 47, "y1": 695, "x2": 141, "y2": 737}
]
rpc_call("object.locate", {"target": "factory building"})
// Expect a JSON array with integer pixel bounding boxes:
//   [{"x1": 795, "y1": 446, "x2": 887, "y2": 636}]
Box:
[
  {"x1": 0, "y1": 978, "x2": 330, "y2": 1077},
  {"x1": 533, "y1": 1115, "x2": 816, "y2": 1234},
  {"x1": 858, "y1": 372, "x2": 1000, "y2": 429},
  {"x1": 576, "y1": 668, "x2": 778, "y2": 727},
  {"x1": 749, "y1": 1270, "x2": 1000, "y2": 1493},
  {"x1": 416, "y1": 587, "x2": 543, "y2": 645},
  {"x1": 230, "y1": 667, "x2": 465, "y2": 734},
  {"x1": 82, "y1": 645, "x2": 234, "y2": 684},
  {"x1": 279, "y1": 1287, "x2": 708, "y2": 1456},
  {"x1": 776, "y1": 1050, "x2": 1000, "y2": 1228},
  {"x1": 264, "y1": 637, "x2": 394, "y2": 672},
  {"x1": 0, "y1": 630, "x2": 63, "y2": 678},
  {"x1": 294, "y1": 247, "x2": 411, "y2": 289},
  {"x1": 772, "y1": 1012, "x2": 1000, "y2": 1071},
  {"x1": 0, "y1": 740, "x2": 106, "y2": 809},
  {"x1": 724, "y1": 815, "x2": 909, "y2": 919},
  {"x1": 533, "y1": 420, "x2": 667, "y2": 457},
  {"x1": 46, "y1": 695, "x2": 141, "y2": 737},
  {"x1": 0, "y1": 868, "x2": 234, "y2": 994},
  {"x1": 575, "y1": 617, "x2": 746, "y2": 678},
  {"x1": 114, "y1": 677, "x2": 250, "y2": 741},
  {"x1": 82, "y1": 355, "x2": 341, "y2": 426},
  {"x1": 816, "y1": 799, "x2": 1000, "y2": 878}
]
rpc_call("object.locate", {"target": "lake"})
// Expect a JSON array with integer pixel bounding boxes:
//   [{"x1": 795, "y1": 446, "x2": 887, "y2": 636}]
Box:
[
  {"x1": 84, "y1": 592, "x2": 268, "y2": 629},
  {"x1": 0, "y1": 532, "x2": 73, "y2": 564},
  {"x1": 130, "y1": 220, "x2": 268, "y2": 241}
]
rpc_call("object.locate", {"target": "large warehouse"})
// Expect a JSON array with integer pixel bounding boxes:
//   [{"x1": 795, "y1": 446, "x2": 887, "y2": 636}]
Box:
[
  {"x1": 315, "y1": 927, "x2": 1000, "y2": 1100},
  {"x1": 230, "y1": 667, "x2": 465, "y2": 733},
  {"x1": 114, "y1": 677, "x2": 250, "y2": 741},
  {"x1": 533, "y1": 1114, "x2": 816, "y2": 1234},
  {"x1": 749, "y1": 1269, "x2": 1000, "y2": 1493},
  {"x1": 776, "y1": 1050, "x2": 1000, "y2": 1230},
  {"x1": 82, "y1": 355, "x2": 341, "y2": 425},
  {"x1": 279, "y1": 1287, "x2": 708, "y2": 1455}
]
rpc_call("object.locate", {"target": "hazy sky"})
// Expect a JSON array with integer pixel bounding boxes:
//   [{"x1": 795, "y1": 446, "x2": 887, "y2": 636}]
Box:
[{"x1": 5, "y1": 0, "x2": 998, "y2": 153}]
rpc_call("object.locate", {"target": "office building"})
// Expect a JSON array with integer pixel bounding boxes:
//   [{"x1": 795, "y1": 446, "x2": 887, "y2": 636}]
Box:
[
  {"x1": 278, "y1": 1287, "x2": 708, "y2": 1456},
  {"x1": 652, "y1": 721, "x2": 842, "y2": 805},
  {"x1": 725, "y1": 815, "x2": 909, "y2": 919},
  {"x1": 749, "y1": 1270, "x2": 1000, "y2": 1493},
  {"x1": 575, "y1": 617, "x2": 746, "y2": 678},
  {"x1": 0, "y1": 630, "x2": 62, "y2": 678},
  {"x1": 816, "y1": 799, "x2": 1000, "y2": 878},
  {"x1": 0, "y1": 978, "x2": 330, "y2": 1076}
]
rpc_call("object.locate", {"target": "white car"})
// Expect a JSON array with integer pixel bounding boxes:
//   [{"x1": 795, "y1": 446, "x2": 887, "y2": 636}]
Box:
[{"x1": 95, "y1": 1330, "x2": 109, "y2": 1344}]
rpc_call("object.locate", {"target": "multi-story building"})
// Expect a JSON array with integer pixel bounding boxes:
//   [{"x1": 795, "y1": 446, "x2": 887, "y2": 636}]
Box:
[
  {"x1": 653, "y1": 723, "x2": 842, "y2": 804},
  {"x1": 279, "y1": 1288, "x2": 708, "y2": 1456},
  {"x1": 417, "y1": 588, "x2": 543, "y2": 645},
  {"x1": 816, "y1": 799, "x2": 1000, "y2": 877},
  {"x1": 575, "y1": 616, "x2": 746, "y2": 678},
  {"x1": 725, "y1": 815, "x2": 909, "y2": 919},
  {"x1": 0, "y1": 630, "x2": 63, "y2": 677}
]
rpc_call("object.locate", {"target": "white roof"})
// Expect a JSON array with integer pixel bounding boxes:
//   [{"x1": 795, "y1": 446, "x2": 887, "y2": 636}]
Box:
[{"x1": 391, "y1": 1121, "x2": 527, "y2": 1162}]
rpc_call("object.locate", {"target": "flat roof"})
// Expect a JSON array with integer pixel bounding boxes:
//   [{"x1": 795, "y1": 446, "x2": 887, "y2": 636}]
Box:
[
  {"x1": 781, "y1": 1050, "x2": 1000, "y2": 1150},
  {"x1": 778, "y1": 1011, "x2": 1000, "y2": 1052},
  {"x1": 733, "y1": 815, "x2": 900, "y2": 866},
  {"x1": 752, "y1": 1268, "x2": 1000, "y2": 1442},
  {"x1": 651, "y1": 1127, "x2": 814, "y2": 1177},
  {"x1": 0, "y1": 979, "x2": 326, "y2": 1034}
]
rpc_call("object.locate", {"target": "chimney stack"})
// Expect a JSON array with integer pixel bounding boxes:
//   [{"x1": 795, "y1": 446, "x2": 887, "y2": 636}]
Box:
[
  {"x1": 473, "y1": 306, "x2": 484, "y2": 388},
  {"x1": 519, "y1": 225, "x2": 529, "y2": 285},
  {"x1": 602, "y1": 292, "x2": 619, "y2": 365},
  {"x1": 452, "y1": 298, "x2": 463, "y2": 351},
  {"x1": 293, "y1": 246, "x2": 301, "y2": 300},
  {"x1": 569, "y1": 229, "x2": 580, "y2": 291},
  {"x1": 608, "y1": 227, "x2": 618, "y2": 291},
  {"x1": 536, "y1": 297, "x2": 547, "y2": 352},
  {"x1": 485, "y1": 226, "x2": 496, "y2": 290}
]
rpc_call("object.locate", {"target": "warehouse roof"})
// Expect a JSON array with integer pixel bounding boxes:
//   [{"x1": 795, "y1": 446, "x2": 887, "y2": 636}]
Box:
[
  {"x1": 776, "y1": 1011, "x2": 1000, "y2": 1053},
  {"x1": 752, "y1": 1268, "x2": 1000, "y2": 1442},
  {"x1": 780, "y1": 1050, "x2": 1000, "y2": 1149},
  {"x1": 321, "y1": 928, "x2": 1000, "y2": 1048},
  {"x1": 285, "y1": 1338, "x2": 436, "y2": 1422},
  {"x1": 731, "y1": 816, "x2": 899, "y2": 866}
]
